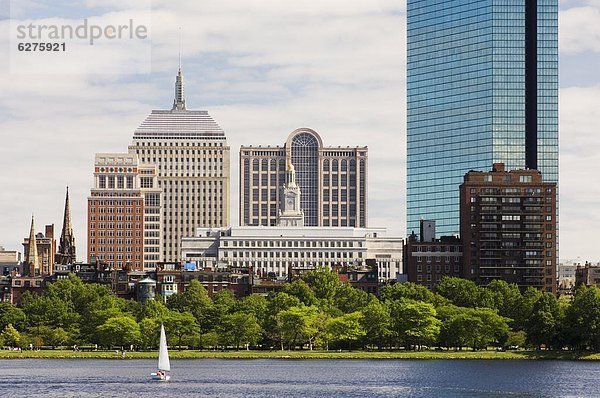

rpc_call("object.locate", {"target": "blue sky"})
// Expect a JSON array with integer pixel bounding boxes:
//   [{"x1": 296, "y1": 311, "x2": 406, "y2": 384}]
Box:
[{"x1": 0, "y1": 0, "x2": 599, "y2": 263}]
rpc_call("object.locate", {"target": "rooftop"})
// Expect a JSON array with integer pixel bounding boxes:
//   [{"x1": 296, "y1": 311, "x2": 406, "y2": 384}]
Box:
[{"x1": 133, "y1": 109, "x2": 225, "y2": 139}]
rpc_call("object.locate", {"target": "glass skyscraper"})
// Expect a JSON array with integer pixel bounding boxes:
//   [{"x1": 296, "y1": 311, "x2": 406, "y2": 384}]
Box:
[{"x1": 407, "y1": 0, "x2": 558, "y2": 236}]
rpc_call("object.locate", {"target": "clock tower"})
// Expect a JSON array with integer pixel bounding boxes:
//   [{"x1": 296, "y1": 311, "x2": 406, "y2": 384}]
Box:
[{"x1": 276, "y1": 162, "x2": 304, "y2": 227}]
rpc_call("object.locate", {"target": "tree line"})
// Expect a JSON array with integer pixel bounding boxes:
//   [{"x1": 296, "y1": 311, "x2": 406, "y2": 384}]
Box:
[{"x1": 1, "y1": 269, "x2": 600, "y2": 351}]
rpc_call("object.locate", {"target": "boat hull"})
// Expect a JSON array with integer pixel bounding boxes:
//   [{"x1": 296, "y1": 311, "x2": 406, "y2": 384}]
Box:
[{"x1": 150, "y1": 373, "x2": 170, "y2": 382}]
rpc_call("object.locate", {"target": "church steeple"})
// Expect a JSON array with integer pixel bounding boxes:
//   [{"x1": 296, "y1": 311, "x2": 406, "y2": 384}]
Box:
[
  {"x1": 57, "y1": 186, "x2": 76, "y2": 265},
  {"x1": 26, "y1": 215, "x2": 39, "y2": 276}
]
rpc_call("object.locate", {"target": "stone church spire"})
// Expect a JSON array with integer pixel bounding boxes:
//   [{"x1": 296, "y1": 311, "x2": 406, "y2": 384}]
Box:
[
  {"x1": 57, "y1": 186, "x2": 76, "y2": 265},
  {"x1": 26, "y1": 215, "x2": 39, "y2": 275}
]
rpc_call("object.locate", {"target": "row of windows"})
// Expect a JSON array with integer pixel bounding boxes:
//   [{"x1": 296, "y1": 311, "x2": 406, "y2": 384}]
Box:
[
  {"x1": 416, "y1": 264, "x2": 461, "y2": 273},
  {"x1": 223, "y1": 239, "x2": 362, "y2": 248},
  {"x1": 223, "y1": 251, "x2": 363, "y2": 259}
]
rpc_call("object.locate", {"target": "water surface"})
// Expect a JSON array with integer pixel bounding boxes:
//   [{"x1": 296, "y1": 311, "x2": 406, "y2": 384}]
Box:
[{"x1": 0, "y1": 359, "x2": 597, "y2": 397}]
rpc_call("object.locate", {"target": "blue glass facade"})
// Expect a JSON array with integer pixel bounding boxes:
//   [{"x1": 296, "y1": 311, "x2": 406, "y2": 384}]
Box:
[{"x1": 407, "y1": 0, "x2": 558, "y2": 236}]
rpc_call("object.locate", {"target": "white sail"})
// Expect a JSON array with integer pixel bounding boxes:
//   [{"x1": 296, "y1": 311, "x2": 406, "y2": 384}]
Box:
[{"x1": 158, "y1": 324, "x2": 170, "y2": 371}]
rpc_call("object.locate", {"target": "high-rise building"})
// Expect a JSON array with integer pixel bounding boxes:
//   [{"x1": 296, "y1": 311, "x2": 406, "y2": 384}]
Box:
[
  {"x1": 407, "y1": 1, "x2": 558, "y2": 236},
  {"x1": 87, "y1": 153, "x2": 162, "y2": 270},
  {"x1": 459, "y1": 163, "x2": 557, "y2": 293},
  {"x1": 239, "y1": 128, "x2": 368, "y2": 228},
  {"x1": 56, "y1": 187, "x2": 76, "y2": 265},
  {"x1": 128, "y1": 66, "x2": 231, "y2": 263}
]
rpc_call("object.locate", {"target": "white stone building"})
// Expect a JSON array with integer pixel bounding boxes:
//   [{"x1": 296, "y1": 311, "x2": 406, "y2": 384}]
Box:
[{"x1": 181, "y1": 226, "x2": 403, "y2": 282}]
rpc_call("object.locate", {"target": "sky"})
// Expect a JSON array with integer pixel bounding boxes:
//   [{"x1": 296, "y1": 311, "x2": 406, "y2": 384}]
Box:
[{"x1": 0, "y1": 0, "x2": 598, "y2": 263}]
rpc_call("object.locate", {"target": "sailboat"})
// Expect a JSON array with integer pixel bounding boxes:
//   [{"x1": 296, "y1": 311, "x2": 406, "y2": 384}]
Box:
[{"x1": 150, "y1": 324, "x2": 171, "y2": 381}]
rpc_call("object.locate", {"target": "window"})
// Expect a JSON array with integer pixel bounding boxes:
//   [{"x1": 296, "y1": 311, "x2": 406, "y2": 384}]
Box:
[
  {"x1": 520, "y1": 175, "x2": 533, "y2": 183},
  {"x1": 99, "y1": 175, "x2": 106, "y2": 189},
  {"x1": 141, "y1": 177, "x2": 153, "y2": 188}
]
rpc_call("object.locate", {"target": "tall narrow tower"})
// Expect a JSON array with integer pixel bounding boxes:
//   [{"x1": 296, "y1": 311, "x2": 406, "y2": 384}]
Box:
[
  {"x1": 57, "y1": 187, "x2": 76, "y2": 265},
  {"x1": 25, "y1": 216, "x2": 39, "y2": 276},
  {"x1": 276, "y1": 162, "x2": 304, "y2": 227}
]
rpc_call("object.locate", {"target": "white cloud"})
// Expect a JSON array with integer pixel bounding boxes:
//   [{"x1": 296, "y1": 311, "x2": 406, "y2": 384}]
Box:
[
  {"x1": 560, "y1": 5, "x2": 600, "y2": 54},
  {"x1": 559, "y1": 85, "x2": 600, "y2": 260}
]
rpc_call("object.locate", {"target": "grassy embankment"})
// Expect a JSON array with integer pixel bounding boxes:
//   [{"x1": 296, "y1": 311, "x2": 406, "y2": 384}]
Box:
[{"x1": 2, "y1": 349, "x2": 600, "y2": 360}]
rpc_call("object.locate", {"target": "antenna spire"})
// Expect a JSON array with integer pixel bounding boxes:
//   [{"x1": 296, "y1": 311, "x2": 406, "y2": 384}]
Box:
[{"x1": 172, "y1": 27, "x2": 186, "y2": 111}]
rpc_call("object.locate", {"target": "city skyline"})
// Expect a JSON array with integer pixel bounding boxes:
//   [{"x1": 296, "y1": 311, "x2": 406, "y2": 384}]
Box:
[{"x1": 1, "y1": 1, "x2": 599, "y2": 261}]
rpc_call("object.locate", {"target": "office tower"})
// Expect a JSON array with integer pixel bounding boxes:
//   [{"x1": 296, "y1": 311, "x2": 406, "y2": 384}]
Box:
[
  {"x1": 407, "y1": 1, "x2": 558, "y2": 236},
  {"x1": 88, "y1": 153, "x2": 162, "y2": 270},
  {"x1": 239, "y1": 128, "x2": 368, "y2": 228},
  {"x1": 22, "y1": 218, "x2": 55, "y2": 276},
  {"x1": 460, "y1": 163, "x2": 557, "y2": 293},
  {"x1": 56, "y1": 187, "x2": 76, "y2": 265},
  {"x1": 128, "y1": 66, "x2": 231, "y2": 263}
]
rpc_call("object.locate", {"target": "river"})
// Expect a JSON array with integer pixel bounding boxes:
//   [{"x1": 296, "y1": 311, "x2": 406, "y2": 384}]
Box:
[{"x1": 0, "y1": 359, "x2": 597, "y2": 397}]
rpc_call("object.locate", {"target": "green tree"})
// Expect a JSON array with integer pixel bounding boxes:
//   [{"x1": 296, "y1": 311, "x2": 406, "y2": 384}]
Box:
[
  {"x1": 237, "y1": 294, "x2": 269, "y2": 327},
  {"x1": 32, "y1": 326, "x2": 70, "y2": 347},
  {"x1": 360, "y1": 301, "x2": 391, "y2": 350},
  {"x1": 166, "y1": 280, "x2": 213, "y2": 330},
  {"x1": 0, "y1": 303, "x2": 27, "y2": 331},
  {"x1": 21, "y1": 293, "x2": 78, "y2": 332},
  {"x1": 436, "y1": 277, "x2": 494, "y2": 309},
  {"x1": 164, "y1": 311, "x2": 199, "y2": 349},
  {"x1": 283, "y1": 280, "x2": 318, "y2": 306},
  {"x1": 205, "y1": 289, "x2": 238, "y2": 331},
  {"x1": 506, "y1": 330, "x2": 527, "y2": 349},
  {"x1": 389, "y1": 299, "x2": 440, "y2": 349},
  {"x1": 96, "y1": 315, "x2": 141, "y2": 348},
  {"x1": 139, "y1": 318, "x2": 160, "y2": 349},
  {"x1": 565, "y1": 286, "x2": 600, "y2": 350},
  {"x1": 381, "y1": 282, "x2": 447, "y2": 307},
  {"x1": 438, "y1": 305, "x2": 509, "y2": 350},
  {"x1": 0, "y1": 324, "x2": 22, "y2": 348},
  {"x1": 276, "y1": 305, "x2": 320, "y2": 350},
  {"x1": 301, "y1": 267, "x2": 341, "y2": 300},
  {"x1": 200, "y1": 331, "x2": 219, "y2": 350},
  {"x1": 219, "y1": 312, "x2": 262, "y2": 350},
  {"x1": 263, "y1": 292, "x2": 301, "y2": 346},
  {"x1": 137, "y1": 299, "x2": 169, "y2": 322},
  {"x1": 333, "y1": 283, "x2": 372, "y2": 313},
  {"x1": 325, "y1": 311, "x2": 366, "y2": 350},
  {"x1": 525, "y1": 292, "x2": 562, "y2": 349},
  {"x1": 486, "y1": 279, "x2": 524, "y2": 321}
]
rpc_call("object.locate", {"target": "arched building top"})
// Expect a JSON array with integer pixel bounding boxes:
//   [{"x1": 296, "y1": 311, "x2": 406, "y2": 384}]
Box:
[{"x1": 285, "y1": 128, "x2": 323, "y2": 149}]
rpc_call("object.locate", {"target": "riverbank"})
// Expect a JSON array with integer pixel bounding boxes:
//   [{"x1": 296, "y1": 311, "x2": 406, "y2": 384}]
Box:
[{"x1": 1, "y1": 349, "x2": 600, "y2": 360}]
